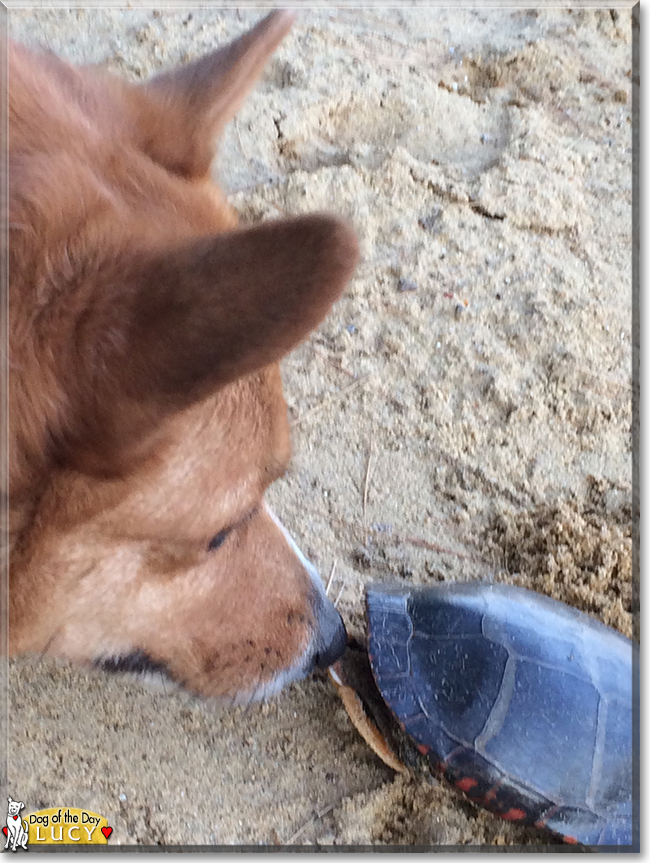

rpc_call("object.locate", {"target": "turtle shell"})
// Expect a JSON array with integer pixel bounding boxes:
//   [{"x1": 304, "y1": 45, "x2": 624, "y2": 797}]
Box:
[{"x1": 366, "y1": 582, "x2": 637, "y2": 848}]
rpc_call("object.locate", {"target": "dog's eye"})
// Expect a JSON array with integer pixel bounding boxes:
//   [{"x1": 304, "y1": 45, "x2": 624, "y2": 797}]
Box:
[{"x1": 208, "y1": 529, "x2": 230, "y2": 551}]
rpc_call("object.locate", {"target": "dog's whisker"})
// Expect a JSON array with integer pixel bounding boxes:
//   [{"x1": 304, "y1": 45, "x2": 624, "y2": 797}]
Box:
[
  {"x1": 242, "y1": 676, "x2": 262, "y2": 711},
  {"x1": 39, "y1": 629, "x2": 61, "y2": 659}
]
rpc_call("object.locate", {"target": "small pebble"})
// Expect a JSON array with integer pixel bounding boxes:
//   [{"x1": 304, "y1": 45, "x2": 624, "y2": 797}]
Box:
[
  {"x1": 346, "y1": 323, "x2": 357, "y2": 334},
  {"x1": 419, "y1": 209, "x2": 442, "y2": 232},
  {"x1": 398, "y1": 277, "x2": 418, "y2": 293},
  {"x1": 614, "y1": 89, "x2": 627, "y2": 104},
  {"x1": 119, "y1": 794, "x2": 127, "y2": 803}
]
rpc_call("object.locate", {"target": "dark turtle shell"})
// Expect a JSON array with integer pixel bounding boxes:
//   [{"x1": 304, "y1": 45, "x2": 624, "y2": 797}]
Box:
[{"x1": 366, "y1": 582, "x2": 637, "y2": 848}]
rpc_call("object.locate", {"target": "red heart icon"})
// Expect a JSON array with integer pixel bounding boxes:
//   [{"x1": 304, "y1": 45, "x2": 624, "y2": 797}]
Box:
[
  {"x1": 2, "y1": 827, "x2": 7, "y2": 836},
  {"x1": 101, "y1": 826, "x2": 113, "y2": 840},
  {"x1": 13, "y1": 816, "x2": 18, "y2": 821}
]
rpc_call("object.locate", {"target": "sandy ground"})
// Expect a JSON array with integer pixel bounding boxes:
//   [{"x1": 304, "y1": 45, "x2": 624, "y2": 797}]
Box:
[{"x1": 8, "y1": 6, "x2": 634, "y2": 848}]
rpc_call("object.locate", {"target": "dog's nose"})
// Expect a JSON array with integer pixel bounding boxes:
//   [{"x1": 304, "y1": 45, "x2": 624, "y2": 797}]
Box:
[{"x1": 311, "y1": 588, "x2": 347, "y2": 669}]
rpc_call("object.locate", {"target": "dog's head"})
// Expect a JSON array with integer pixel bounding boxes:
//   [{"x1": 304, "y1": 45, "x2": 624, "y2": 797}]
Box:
[
  {"x1": 7, "y1": 799, "x2": 24, "y2": 817},
  {"x1": 8, "y1": 12, "x2": 358, "y2": 700}
]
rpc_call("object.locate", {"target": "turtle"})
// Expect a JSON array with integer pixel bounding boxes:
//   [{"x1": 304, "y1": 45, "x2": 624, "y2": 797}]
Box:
[{"x1": 330, "y1": 582, "x2": 637, "y2": 848}]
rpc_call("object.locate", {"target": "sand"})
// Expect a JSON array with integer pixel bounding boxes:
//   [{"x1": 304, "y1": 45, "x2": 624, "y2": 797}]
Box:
[{"x1": 7, "y1": 6, "x2": 634, "y2": 847}]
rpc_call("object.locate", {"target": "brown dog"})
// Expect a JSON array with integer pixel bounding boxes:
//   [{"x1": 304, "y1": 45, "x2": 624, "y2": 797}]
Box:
[{"x1": 7, "y1": 11, "x2": 358, "y2": 700}]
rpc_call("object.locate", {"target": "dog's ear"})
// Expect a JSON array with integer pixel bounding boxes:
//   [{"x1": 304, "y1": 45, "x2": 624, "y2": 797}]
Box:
[
  {"x1": 68, "y1": 214, "x2": 358, "y2": 474},
  {"x1": 134, "y1": 10, "x2": 294, "y2": 178},
  {"x1": 123, "y1": 215, "x2": 359, "y2": 398}
]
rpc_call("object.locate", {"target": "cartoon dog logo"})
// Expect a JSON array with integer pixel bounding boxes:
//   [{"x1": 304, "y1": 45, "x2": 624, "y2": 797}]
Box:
[{"x1": 4, "y1": 798, "x2": 28, "y2": 852}]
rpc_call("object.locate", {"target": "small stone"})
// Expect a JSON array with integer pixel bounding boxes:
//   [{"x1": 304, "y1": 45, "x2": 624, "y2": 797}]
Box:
[
  {"x1": 614, "y1": 89, "x2": 627, "y2": 104},
  {"x1": 398, "y1": 277, "x2": 418, "y2": 293},
  {"x1": 118, "y1": 794, "x2": 127, "y2": 803},
  {"x1": 352, "y1": 545, "x2": 372, "y2": 570},
  {"x1": 419, "y1": 208, "x2": 442, "y2": 232}
]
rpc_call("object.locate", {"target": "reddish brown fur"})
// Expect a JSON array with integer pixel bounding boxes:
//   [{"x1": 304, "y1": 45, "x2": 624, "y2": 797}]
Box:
[{"x1": 7, "y1": 12, "x2": 359, "y2": 697}]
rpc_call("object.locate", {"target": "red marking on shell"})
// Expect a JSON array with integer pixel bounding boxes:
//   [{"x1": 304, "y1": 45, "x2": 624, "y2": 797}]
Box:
[
  {"x1": 563, "y1": 835, "x2": 579, "y2": 845},
  {"x1": 502, "y1": 808, "x2": 527, "y2": 822},
  {"x1": 416, "y1": 743, "x2": 430, "y2": 755},
  {"x1": 456, "y1": 777, "x2": 478, "y2": 792},
  {"x1": 483, "y1": 783, "x2": 500, "y2": 802}
]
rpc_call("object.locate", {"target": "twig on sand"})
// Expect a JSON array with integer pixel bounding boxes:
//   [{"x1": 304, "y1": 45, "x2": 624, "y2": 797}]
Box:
[
  {"x1": 362, "y1": 437, "x2": 376, "y2": 525},
  {"x1": 325, "y1": 559, "x2": 338, "y2": 596},
  {"x1": 312, "y1": 345, "x2": 358, "y2": 379},
  {"x1": 398, "y1": 533, "x2": 484, "y2": 564},
  {"x1": 333, "y1": 580, "x2": 346, "y2": 609},
  {"x1": 291, "y1": 374, "x2": 372, "y2": 428},
  {"x1": 234, "y1": 118, "x2": 250, "y2": 162},
  {"x1": 283, "y1": 801, "x2": 339, "y2": 847}
]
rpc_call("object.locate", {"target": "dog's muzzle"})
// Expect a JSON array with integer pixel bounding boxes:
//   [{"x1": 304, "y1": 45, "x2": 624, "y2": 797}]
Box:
[{"x1": 265, "y1": 504, "x2": 347, "y2": 671}]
